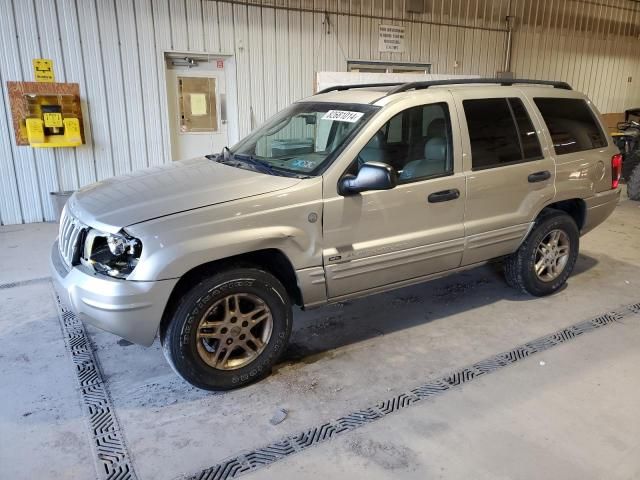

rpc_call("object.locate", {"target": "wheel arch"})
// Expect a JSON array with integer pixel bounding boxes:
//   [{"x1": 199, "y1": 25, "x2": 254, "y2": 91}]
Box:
[
  {"x1": 539, "y1": 198, "x2": 586, "y2": 231},
  {"x1": 159, "y1": 249, "x2": 302, "y2": 339}
]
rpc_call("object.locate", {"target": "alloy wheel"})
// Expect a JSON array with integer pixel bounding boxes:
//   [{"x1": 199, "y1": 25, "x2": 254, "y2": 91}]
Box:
[
  {"x1": 534, "y1": 229, "x2": 570, "y2": 282},
  {"x1": 196, "y1": 293, "x2": 273, "y2": 370}
]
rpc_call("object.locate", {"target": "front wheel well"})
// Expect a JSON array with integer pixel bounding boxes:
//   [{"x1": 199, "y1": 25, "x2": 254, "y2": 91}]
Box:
[
  {"x1": 540, "y1": 199, "x2": 586, "y2": 231},
  {"x1": 159, "y1": 249, "x2": 302, "y2": 338}
]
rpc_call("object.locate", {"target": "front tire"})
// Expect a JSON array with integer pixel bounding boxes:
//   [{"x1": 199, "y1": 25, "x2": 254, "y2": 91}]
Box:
[
  {"x1": 504, "y1": 211, "x2": 579, "y2": 296},
  {"x1": 161, "y1": 267, "x2": 292, "y2": 390}
]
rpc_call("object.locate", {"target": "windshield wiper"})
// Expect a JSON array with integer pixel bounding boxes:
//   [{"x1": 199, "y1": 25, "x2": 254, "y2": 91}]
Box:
[
  {"x1": 214, "y1": 152, "x2": 283, "y2": 176},
  {"x1": 231, "y1": 154, "x2": 283, "y2": 175},
  {"x1": 210, "y1": 148, "x2": 300, "y2": 177},
  {"x1": 206, "y1": 146, "x2": 232, "y2": 162}
]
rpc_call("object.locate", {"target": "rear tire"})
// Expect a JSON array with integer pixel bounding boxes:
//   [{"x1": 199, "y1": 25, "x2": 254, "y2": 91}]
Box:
[
  {"x1": 161, "y1": 267, "x2": 292, "y2": 390},
  {"x1": 504, "y1": 211, "x2": 579, "y2": 296},
  {"x1": 627, "y1": 163, "x2": 640, "y2": 201}
]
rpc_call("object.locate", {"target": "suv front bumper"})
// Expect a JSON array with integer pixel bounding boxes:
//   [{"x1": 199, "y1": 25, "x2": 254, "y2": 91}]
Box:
[{"x1": 50, "y1": 241, "x2": 178, "y2": 346}]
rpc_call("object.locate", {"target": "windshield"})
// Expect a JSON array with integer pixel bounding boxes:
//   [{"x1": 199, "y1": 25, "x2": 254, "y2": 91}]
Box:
[{"x1": 229, "y1": 102, "x2": 379, "y2": 176}]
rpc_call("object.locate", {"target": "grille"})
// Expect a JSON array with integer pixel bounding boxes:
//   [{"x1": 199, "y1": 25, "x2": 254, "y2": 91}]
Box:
[{"x1": 58, "y1": 207, "x2": 86, "y2": 267}]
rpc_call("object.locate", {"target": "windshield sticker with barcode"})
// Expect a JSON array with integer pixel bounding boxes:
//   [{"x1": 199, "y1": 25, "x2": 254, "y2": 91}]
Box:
[{"x1": 321, "y1": 110, "x2": 364, "y2": 123}]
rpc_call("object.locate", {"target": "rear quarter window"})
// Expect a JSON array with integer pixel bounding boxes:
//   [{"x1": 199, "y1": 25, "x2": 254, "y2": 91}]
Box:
[{"x1": 533, "y1": 98, "x2": 607, "y2": 155}]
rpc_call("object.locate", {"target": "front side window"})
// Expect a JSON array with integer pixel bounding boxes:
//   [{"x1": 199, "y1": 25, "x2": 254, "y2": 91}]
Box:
[
  {"x1": 354, "y1": 103, "x2": 453, "y2": 183},
  {"x1": 230, "y1": 102, "x2": 378, "y2": 176},
  {"x1": 464, "y1": 97, "x2": 543, "y2": 170},
  {"x1": 533, "y1": 97, "x2": 607, "y2": 155}
]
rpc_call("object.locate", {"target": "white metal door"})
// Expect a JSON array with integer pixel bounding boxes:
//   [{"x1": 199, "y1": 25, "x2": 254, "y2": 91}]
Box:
[{"x1": 166, "y1": 59, "x2": 228, "y2": 160}]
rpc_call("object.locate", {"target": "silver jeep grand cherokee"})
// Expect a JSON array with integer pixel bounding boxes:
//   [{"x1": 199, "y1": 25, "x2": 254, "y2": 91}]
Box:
[{"x1": 51, "y1": 79, "x2": 621, "y2": 390}]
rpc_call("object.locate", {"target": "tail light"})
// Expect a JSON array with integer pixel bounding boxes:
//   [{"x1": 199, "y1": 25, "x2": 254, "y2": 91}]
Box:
[{"x1": 611, "y1": 153, "x2": 622, "y2": 189}]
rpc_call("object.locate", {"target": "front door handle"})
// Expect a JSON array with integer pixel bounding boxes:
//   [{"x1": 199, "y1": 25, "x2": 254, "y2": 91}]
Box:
[
  {"x1": 528, "y1": 170, "x2": 551, "y2": 183},
  {"x1": 428, "y1": 189, "x2": 460, "y2": 203}
]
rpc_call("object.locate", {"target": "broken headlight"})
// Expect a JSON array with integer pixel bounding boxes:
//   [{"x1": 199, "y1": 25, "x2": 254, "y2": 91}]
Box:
[{"x1": 82, "y1": 229, "x2": 142, "y2": 279}]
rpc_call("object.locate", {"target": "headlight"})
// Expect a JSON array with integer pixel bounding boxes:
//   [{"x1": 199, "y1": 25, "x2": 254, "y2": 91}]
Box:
[{"x1": 82, "y1": 229, "x2": 142, "y2": 279}]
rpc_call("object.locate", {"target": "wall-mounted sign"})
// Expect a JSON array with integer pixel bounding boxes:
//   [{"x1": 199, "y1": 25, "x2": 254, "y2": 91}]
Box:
[
  {"x1": 378, "y1": 24, "x2": 405, "y2": 53},
  {"x1": 32, "y1": 58, "x2": 55, "y2": 82}
]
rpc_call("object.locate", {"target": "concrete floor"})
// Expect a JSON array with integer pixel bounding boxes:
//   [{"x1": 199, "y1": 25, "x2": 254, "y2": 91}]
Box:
[{"x1": 1, "y1": 195, "x2": 639, "y2": 480}]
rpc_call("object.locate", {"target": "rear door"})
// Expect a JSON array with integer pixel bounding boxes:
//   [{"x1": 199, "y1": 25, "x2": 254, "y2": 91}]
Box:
[{"x1": 452, "y1": 92, "x2": 556, "y2": 265}]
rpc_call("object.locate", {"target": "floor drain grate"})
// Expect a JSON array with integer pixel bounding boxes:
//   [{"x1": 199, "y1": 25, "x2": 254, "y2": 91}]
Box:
[
  {"x1": 53, "y1": 293, "x2": 137, "y2": 480},
  {"x1": 0, "y1": 276, "x2": 51, "y2": 290},
  {"x1": 182, "y1": 301, "x2": 640, "y2": 480}
]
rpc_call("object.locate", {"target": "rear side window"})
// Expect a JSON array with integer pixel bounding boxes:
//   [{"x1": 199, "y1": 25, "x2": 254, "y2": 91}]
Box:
[
  {"x1": 533, "y1": 98, "x2": 607, "y2": 155},
  {"x1": 510, "y1": 98, "x2": 542, "y2": 160},
  {"x1": 463, "y1": 98, "x2": 542, "y2": 170}
]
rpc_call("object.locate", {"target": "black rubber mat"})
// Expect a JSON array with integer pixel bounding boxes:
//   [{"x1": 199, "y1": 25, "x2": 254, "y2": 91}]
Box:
[
  {"x1": 183, "y1": 303, "x2": 638, "y2": 480},
  {"x1": 54, "y1": 292, "x2": 138, "y2": 480},
  {"x1": 0, "y1": 276, "x2": 50, "y2": 289}
]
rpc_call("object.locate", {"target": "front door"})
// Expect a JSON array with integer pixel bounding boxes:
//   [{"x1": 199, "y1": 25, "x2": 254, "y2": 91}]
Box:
[
  {"x1": 322, "y1": 100, "x2": 466, "y2": 299},
  {"x1": 166, "y1": 57, "x2": 228, "y2": 160}
]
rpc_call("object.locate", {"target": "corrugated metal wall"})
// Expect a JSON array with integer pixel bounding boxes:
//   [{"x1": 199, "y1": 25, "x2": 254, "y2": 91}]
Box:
[
  {"x1": 0, "y1": 0, "x2": 638, "y2": 225},
  {"x1": 512, "y1": 0, "x2": 640, "y2": 115}
]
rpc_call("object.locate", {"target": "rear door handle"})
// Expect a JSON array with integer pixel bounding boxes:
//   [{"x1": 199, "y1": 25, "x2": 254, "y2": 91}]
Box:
[
  {"x1": 528, "y1": 170, "x2": 551, "y2": 183},
  {"x1": 428, "y1": 189, "x2": 460, "y2": 203}
]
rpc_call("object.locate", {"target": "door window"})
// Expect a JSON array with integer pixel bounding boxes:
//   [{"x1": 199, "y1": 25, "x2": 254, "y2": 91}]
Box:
[
  {"x1": 533, "y1": 98, "x2": 607, "y2": 155},
  {"x1": 464, "y1": 98, "x2": 521, "y2": 169},
  {"x1": 510, "y1": 98, "x2": 543, "y2": 160},
  {"x1": 463, "y1": 97, "x2": 542, "y2": 170},
  {"x1": 354, "y1": 103, "x2": 453, "y2": 183},
  {"x1": 386, "y1": 114, "x2": 404, "y2": 144},
  {"x1": 178, "y1": 76, "x2": 217, "y2": 133}
]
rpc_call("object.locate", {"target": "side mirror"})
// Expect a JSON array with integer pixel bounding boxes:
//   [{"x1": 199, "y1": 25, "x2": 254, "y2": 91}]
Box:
[{"x1": 339, "y1": 161, "x2": 398, "y2": 196}]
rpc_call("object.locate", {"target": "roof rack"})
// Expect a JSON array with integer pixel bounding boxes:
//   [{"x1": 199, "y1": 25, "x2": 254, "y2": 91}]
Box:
[
  {"x1": 385, "y1": 78, "x2": 572, "y2": 95},
  {"x1": 316, "y1": 82, "x2": 405, "y2": 94},
  {"x1": 315, "y1": 78, "x2": 572, "y2": 96}
]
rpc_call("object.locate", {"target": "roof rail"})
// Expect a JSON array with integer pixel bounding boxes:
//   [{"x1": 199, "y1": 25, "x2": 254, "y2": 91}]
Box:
[
  {"x1": 316, "y1": 82, "x2": 405, "y2": 94},
  {"x1": 385, "y1": 78, "x2": 572, "y2": 95},
  {"x1": 315, "y1": 78, "x2": 572, "y2": 96}
]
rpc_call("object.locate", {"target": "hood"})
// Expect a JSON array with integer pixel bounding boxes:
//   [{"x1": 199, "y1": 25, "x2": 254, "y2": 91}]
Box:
[{"x1": 67, "y1": 157, "x2": 301, "y2": 232}]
